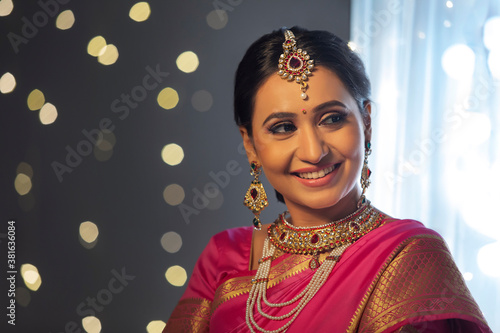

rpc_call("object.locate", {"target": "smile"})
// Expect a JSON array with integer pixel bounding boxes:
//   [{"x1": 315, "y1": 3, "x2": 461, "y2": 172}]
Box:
[{"x1": 296, "y1": 163, "x2": 340, "y2": 179}]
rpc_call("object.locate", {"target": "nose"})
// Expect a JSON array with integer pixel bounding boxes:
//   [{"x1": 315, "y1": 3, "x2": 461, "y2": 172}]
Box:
[{"x1": 296, "y1": 127, "x2": 328, "y2": 164}]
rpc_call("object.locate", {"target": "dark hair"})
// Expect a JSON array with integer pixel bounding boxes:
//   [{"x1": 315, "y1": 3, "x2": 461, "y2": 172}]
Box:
[{"x1": 234, "y1": 26, "x2": 371, "y2": 203}]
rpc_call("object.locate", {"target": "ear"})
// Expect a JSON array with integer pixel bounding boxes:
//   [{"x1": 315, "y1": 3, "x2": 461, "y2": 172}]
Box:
[
  {"x1": 362, "y1": 102, "x2": 372, "y2": 143},
  {"x1": 239, "y1": 126, "x2": 259, "y2": 164}
]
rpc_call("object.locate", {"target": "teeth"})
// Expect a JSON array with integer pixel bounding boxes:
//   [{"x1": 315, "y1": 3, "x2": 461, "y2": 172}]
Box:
[{"x1": 298, "y1": 165, "x2": 336, "y2": 179}]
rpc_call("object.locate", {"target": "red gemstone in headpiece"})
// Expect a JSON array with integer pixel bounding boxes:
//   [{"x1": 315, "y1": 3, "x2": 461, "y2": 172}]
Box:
[
  {"x1": 250, "y1": 188, "x2": 258, "y2": 200},
  {"x1": 280, "y1": 232, "x2": 287, "y2": 241},
  {"x1": 289, "y1": 56, "x2": 302, "y2": 69}
]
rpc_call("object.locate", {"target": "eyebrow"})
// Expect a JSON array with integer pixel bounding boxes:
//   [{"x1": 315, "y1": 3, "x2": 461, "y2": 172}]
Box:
[{"x1": 261, "y1": 100, "x2": 348, "y2": 126}]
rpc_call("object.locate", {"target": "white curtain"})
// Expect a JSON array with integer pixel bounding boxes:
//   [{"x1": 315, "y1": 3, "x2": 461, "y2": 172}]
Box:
[{"x1": 351, "y1": 0, "x2": 500, "y2": 330}]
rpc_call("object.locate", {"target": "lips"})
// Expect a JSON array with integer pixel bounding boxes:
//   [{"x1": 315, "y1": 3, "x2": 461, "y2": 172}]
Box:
[{"x1": 294, "y1": 163, "x2": 340, "y2": 180}]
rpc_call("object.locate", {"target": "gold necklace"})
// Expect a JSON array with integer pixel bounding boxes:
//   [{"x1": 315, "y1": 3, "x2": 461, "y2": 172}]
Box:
[
  {"x1": 268, "y1": 202, "x2": 385, "y2": 269},
  {"x1": 246, "y1": 203, "x2": 387, "y2": 333}
]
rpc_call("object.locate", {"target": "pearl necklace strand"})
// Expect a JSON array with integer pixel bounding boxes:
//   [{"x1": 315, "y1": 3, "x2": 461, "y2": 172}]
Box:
[{"x1": 245, "y1": 237, "x2": 350, "y2": 333}]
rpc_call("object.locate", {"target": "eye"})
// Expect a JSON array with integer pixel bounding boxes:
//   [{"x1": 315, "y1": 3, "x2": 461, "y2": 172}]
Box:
[
  {"x1": 268, "y1": 121, "x2": 297, "y2": 134},
  {"x1": 319, "y1": 112, "x2": 346, "y2": 125}
]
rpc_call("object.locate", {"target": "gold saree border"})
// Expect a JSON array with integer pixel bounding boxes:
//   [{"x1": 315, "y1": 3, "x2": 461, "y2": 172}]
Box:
[
  {"x1": 347, "y1": 235, "x2": 489, "y2": 333},
  {"x1": 212, "y1": 252, "x2": 327, "y2": 311},
  {"x1": 164, "y1": 297, "x2": 211, "y2": 333},
  {"x1": 212, "y1": 212, "x2": 391, "y2": 313}
]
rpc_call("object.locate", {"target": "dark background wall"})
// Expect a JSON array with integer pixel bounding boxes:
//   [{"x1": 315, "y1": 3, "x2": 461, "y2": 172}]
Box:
[{"x1": 0, "y1": 1, "x2": 351, "y2": 331}]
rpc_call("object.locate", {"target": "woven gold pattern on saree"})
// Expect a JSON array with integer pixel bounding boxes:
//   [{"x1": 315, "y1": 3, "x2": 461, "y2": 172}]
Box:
[
  {"x1": 212, "y1": 251, "x2": 330, "y2": 311},
  {"x1": 164, "y1": 298, "x2": 211, "y2": 333},
  {"x1": 353, "y1": 235, "x2": 487, "y2": 333}
]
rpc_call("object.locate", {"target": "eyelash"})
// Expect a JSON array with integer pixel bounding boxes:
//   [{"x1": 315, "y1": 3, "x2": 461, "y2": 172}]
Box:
[{"x1": 267, "y1": 113, "x2": 347, "y2": 134}]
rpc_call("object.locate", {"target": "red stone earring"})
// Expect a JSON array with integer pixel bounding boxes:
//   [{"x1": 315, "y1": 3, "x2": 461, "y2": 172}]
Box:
[
  {"x1": 358, "y1": 142, "x2": 372, "y2": 208},
  {"x1": 244, "y1": 161, "x2": 268, "y2": 230}
]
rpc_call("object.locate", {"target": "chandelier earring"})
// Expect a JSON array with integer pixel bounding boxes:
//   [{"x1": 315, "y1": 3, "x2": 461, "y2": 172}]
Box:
[
  {"x1": 358, "y1": 142, "x2": 372, "y2": 208},
  {"x1": 243, "y1": 161, "x2": 268, "y2": 230}
]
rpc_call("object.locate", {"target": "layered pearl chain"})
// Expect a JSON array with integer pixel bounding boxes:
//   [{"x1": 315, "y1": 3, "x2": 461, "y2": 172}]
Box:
[
  {"x1": 245, "y1": 204, "x2": 384, "y2": 333},
  {"x1": 246, "y1": 238, "x2": 349, "y2": 333}
]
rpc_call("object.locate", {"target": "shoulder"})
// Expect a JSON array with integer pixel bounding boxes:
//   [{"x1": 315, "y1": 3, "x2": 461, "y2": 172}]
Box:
[{"x1": 210, "y1": 225, "x2": 254, "y2": 248}]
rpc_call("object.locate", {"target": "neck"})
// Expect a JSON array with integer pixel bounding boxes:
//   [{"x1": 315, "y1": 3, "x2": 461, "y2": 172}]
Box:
[{"x1": 283, "y1": 189, "x2": 361, "y2": 227}]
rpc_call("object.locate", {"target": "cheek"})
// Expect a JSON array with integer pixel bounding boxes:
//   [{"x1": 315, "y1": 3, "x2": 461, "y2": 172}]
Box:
[{"x1": 253, "y1": 135, "x2": 291, "y2": 174}]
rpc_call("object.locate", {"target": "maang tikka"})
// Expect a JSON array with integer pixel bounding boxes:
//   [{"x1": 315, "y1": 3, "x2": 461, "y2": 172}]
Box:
[
  {"x1": 277, "y1": 29, "x2": 315, "y2": 99},
  {"x1": 358, "y1": 142, "x2": 372, "y2": 208},
  {"x1": 243, "y1": 161, "x2": 268, "y2": 230}
]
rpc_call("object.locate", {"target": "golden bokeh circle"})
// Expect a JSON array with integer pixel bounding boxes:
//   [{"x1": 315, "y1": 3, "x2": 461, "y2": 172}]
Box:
[
  {"x1": 176, "y1": 51, "x2": 199, "y2": 73},
  {"x1": 165, "y1": 265, "x2": 187, "y2": 287},
  {"x1": 161, "y1": 143, "x2": 184, "y2": 166},
  {"x1": 157, "y1": 87, "x2": 179, "y2": 110},
  {"x1": 39, "y1": 103, "x2": 58, "y2": 125},
  {"x1": 27, "y1": 89, "x2": 45, "y2": 111},
  {"x1": 56, "y1": 10, "x2": 75, "y2": 30},
  {"x1": 88, "y1": 36, "x2": 107, "y2": 57},
  {"x1": 163, "y1": 184, "x2": 185, "y2": 206},
  {"x1": 129, "y1": 2, "x2": 151, "y2": 22},
  {"x1": 0, "y1": 72, "x2": 16, "y2": 93},
  {"x1": 98, "y1": 44, "x2": 119, "y2": 65}
]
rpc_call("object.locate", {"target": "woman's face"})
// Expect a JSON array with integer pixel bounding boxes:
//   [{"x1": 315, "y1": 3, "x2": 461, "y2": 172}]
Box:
[{"x1": 240, "y1": 67, "x2": 371, "y2": 212}]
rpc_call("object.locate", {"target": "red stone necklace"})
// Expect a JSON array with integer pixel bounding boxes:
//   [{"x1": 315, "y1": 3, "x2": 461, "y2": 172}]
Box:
[{"x1": 267, "y1": 203, "x2": 385, "y2": 269}]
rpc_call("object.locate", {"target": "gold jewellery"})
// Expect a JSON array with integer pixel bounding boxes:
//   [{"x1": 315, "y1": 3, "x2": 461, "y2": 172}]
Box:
[
  {"x1": 246, "y1": 203, "x2": 386, "y2": 333},
  {"x1": 358, "y1": 142, "x2": 372, "y2": 208},
  {"x1": 244, "y1": 161, "x2": 268, "y2": 230},
  {"x1": 277, "y1": 30, "x2": 315, "y2": 100},
  {"x1": 268, "y1": 202, "x2": 384, "y2": 269}
]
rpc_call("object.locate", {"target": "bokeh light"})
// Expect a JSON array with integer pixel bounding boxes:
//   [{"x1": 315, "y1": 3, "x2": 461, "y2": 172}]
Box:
[
  {"x1": 441, "y1": 44, "x2": 475, "y2": 80},
  {"x1": 94, "y1": 130, "x2": 115, "y2": 162},
  {"x1": 176, "y1": 51, "x2": 199, "y2": 73},
  {"x1": 161, "y1": 232, "x2": 182, "y2": 253},
  {"x1": 56, "y1": 10, "x2": 75, "y2": 30},
  {"x1": 163, "y1": 184, "x2": 185, "y2": 206},
  {"x1": 17, "y1": 162, "x2": 33, "y2": 179},
  {"x1": 477, "y1": 242, "x2": 500, "y2": 277},
  {"x1": 0, "y1": 0, "x2": 13, "y2": 17},
  {"x1": 191, "y1": 90, "x2": 213, "y2": 112},
  {"x1": 39, "y1": 103, "x2": 58, "y2": 125},
  {"x1": 82, "y1": 316, "x2": 102, "y2": 333},
  {"x1": 14, "y1": 173, "x2": 32, "y2": 196},
  {"x1": 21, "y1": 264, "x2": 42, "y2": 291},
  {"x1": 165, "y1": 265, "x2": 187, "y2": 287},
  {"x1": 88, "y1": 36, "x2": 107, "y2": 57},
  {"x1": 161, "y1": 143, "x2": 184, "y2": 166},
  {"x1": 147, "y1": 320, "x2": 166, "y2": 333},
  {"x1": 206, "y1": 9, "x2": 228, "y2": 30},
  {"x1": 446, "y1": 1, "x2": 453, "y2": 8},
  {"x1": 488, "y1": 49, "x2": 500, "y2": 79},
  {"x1": 157, "y1": 87, "x2": 179, "y2": 110},
  {"x1": 483, "y1": 16, "x2": 500, "y2": 51},
  {"x1": 347, "y1": 41, "x2": 357, "y2": 51},
  {"x1": 0, "y1": 72, "x2": 16, "y2": 93},
  {"x1": 27, "y1": 89, "x2": 45, "y2": 111},
  {"x1": 15, "y1": 287, "x2": 31, "y2": 307},
  {"x1": 98, "y1": 44, "x2": 119, "y2": 65},
  {"x1": 80, "y1": 221, "x2": 99, "y2": 244},
  {"x1": 463, "y1": 272, "x2": 473, "y2": 281},
  {"x1": 129, "y1": 2, "x2": 151, "y2": 22}
]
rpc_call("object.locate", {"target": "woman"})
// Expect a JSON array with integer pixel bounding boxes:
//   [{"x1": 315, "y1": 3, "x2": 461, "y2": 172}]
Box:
[{"x1": 164, "y1": 27, "x2": 491, "y2": 332}]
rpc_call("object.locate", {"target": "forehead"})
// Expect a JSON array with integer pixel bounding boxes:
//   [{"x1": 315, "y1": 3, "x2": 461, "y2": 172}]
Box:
[{"x1": 253, "y1": 67, "x2": 358, "y2": 118}]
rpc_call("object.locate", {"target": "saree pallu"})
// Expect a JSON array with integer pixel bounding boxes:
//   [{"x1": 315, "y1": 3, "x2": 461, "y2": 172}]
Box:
[{"x1": 164, "y1": 218, "x2": 491, "y2": 332}]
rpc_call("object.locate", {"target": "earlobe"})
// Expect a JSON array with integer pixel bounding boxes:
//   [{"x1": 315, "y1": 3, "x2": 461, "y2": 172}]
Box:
[{"x1": 239, "y1": 126, "x2": 259, "y2": 164}]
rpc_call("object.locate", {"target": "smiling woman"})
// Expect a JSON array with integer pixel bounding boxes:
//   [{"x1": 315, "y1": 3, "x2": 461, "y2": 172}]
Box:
[{"x1": 163, "y1": 27, "x2": 492, "y2": 333}]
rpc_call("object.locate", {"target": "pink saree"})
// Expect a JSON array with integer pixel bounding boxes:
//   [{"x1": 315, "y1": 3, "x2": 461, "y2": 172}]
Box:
[{"x1": 164, "y1": 218, "x2": 491, "y2": 332}]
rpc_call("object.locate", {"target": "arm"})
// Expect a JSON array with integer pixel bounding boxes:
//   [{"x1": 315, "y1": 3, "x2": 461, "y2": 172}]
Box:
[{"x1": 163, "y1": 236, "x2": 220, "y2": 333}]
